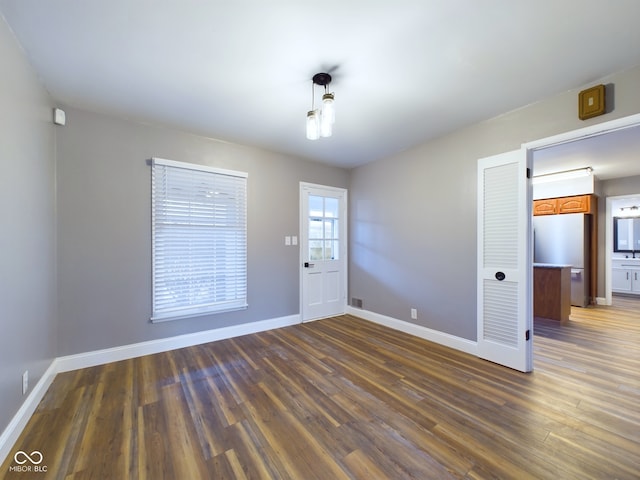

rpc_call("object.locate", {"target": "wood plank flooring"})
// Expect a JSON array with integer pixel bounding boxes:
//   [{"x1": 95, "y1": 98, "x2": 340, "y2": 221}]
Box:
[{"x1": 2, "y1": 297, "x2": 639, "y2": 479}]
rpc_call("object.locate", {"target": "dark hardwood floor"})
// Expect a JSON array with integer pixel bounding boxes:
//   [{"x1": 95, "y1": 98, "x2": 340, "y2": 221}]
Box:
[{"x1": 2, "y1": 297, "x2": 639, "y2": 479}]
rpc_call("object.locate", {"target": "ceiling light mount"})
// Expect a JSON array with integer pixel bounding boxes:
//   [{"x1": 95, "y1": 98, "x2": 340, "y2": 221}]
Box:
[
  {"x1": 312, "y1": 72, "x2": 332, "y2": 86},
  {"x1": 306, "y1": 72, "x2": 335, "y2": 140}
]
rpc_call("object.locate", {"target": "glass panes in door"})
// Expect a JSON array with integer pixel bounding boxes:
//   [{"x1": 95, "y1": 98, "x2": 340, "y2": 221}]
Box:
[{"x1": 308, "y1": 195, "x2": 340, "y2": 261}]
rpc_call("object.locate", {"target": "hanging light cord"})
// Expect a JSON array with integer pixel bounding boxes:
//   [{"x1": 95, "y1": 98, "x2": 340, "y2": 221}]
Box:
[{"x1": 310, "y1": 81, "x2": 315, "y2": 111}]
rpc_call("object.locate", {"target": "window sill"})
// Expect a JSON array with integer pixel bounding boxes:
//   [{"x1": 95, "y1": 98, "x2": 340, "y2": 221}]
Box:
[{"x1": 150, "y1": 303, "x2": 248, "y2": 323}]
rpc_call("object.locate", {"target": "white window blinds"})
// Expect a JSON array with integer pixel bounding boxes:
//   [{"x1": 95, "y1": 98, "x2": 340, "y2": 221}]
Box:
[{"x1": 151, "y1": 158, "x2": 248, "y2": 322}]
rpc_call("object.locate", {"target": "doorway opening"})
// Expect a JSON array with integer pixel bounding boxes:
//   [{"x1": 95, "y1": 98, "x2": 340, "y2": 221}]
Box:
[{"x1": 524, "y1": 113, "x2": 640, "y2": 311}]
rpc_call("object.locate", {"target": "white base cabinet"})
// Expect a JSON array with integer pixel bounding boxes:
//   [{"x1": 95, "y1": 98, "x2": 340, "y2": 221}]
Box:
[{"x1": 612, "y1": 259, "x2": 640, "y2": 295}]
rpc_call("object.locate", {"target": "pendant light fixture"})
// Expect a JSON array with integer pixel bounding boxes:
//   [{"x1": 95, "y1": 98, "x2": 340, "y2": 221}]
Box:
[{"x1": 306, "y1": 72, "x2": 335, "y2": 140}]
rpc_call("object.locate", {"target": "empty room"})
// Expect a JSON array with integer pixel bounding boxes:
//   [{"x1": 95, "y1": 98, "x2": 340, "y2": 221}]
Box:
[{"x1": 1, "y1": 1, "x2": 639, "y2": 479}]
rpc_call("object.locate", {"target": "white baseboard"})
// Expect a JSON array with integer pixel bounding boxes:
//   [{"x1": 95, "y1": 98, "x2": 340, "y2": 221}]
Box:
[
  {"x1": 0, "y1": 360, "x2": 58, "y2": 467},
  {"x1": 595, "y1": 297, "x2": 608, "y2": 305},
  {"x1": 346, "y1": 306, "x2": 478, "y2": 356},
  {"x1": 56, "y1": 314, "x2": 301, "y2": 373},
  {"x1": 0, "y1": 313, "x2": 300, "y2": 466}
]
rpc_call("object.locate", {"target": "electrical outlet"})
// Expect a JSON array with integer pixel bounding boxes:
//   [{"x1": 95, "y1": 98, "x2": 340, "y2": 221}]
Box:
[
  {"x1": 22, "y1": 370, "x2": 29, "y2": 395},
  {"x1": 411, "y1": 308, "x2": 417, "y2": 320}
]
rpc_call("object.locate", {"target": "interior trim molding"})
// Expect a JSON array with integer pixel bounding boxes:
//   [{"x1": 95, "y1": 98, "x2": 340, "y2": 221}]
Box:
[
  {"x1": 346, "y1": 306, "x2": 478, "y2": 356},
  {"x1": 522, "y1": 112, "x2": 640, "y2": 151},
  {"x1": 0, "y1": 361, "x2": 58, "y2": 468},
  {"x1": 0, "y1": 314, "x2": 301, "y2": 466},
  {"x1": 55, "y1": 314, "x2": 301, "y2": 373}
]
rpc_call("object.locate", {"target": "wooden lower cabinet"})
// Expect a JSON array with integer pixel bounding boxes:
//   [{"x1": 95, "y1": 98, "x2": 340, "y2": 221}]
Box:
[{"x1": 534, "y1": 265, "x2": 571, "y2": 322}]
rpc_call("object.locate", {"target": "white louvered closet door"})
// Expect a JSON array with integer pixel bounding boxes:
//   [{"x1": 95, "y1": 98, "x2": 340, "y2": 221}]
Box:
[{"x1": 477, "y1": 149, "x2": 533, "y2": 372}]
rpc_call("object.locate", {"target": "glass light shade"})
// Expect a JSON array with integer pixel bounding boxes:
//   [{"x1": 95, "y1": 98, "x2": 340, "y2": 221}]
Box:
[
  {"x1": 320, "y1": 110, "x2": 332, "y2": 138},
  {"x1": 320, "y1": 93, "x2": 334, "y2": 137},
  {"x1": 306, "y1": 110, "x2": 319, "y2": 140},
  {"x1": 322, "y1": 92, "x2": 335, "y2": 124}
]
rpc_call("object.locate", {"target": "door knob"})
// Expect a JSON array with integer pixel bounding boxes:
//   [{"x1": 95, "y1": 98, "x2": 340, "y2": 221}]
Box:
[{"x1": 495, "y1": 271, "x2": 506, "y2": 281}]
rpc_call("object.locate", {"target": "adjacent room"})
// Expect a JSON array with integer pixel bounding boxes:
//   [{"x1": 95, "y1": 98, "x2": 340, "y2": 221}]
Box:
[{"x1": 1, "y1": 1, "x2": 639, "y2": 478}]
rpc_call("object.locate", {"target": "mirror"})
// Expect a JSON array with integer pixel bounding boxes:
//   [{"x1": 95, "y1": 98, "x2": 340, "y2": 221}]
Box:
[{"x1": 613, "y1": 216, "x2": 640, "y2": 253}]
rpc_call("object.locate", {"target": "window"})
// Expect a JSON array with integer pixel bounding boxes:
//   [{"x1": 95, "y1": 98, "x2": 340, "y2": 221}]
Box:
[
  {"x1": 308, "y1": 195, "x2": 340, "y2": 261},
  {"x1": 151, "y1": 158, "x2": 247, "y2": 322}
]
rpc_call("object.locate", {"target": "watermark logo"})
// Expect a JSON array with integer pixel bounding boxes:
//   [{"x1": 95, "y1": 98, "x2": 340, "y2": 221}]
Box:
[
  {"x1": 9, "y1": 450, "x2": 48, "y2": 473},
  {"x1": 14, "y1": 451, "x2": 43, "y2": 465}
]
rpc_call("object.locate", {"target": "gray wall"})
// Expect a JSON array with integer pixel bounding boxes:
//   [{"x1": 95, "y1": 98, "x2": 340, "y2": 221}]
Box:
[
  {"x1": 349, "y1": 65, "x2": 640, "y2": 341},
  {"x1": 55, "y1": 107, "x2": 349, "y2": 356},
  {"x1": 3, "y1": 0, "x2": 640, "y2": 441},
  {"x1": 0, "y1": 16, "x2": 57, "y2": 433}
]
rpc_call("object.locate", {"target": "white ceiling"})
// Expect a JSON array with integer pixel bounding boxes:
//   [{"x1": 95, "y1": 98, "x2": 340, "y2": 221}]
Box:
[
  {"x1": 2, "y1": 0, "x2": 640, "y2": 169},
  {"x1": 533, "y1": 124, "x2": 640, "y2": 181}
]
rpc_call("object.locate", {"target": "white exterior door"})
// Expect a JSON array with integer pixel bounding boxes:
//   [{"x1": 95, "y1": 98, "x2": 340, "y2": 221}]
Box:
[
  {"x1": 477, "y1": 149, "x2": 533, "y2": 372},
  {"x1": 300, "y1": 183, "x2": 347, "y2": 322}
]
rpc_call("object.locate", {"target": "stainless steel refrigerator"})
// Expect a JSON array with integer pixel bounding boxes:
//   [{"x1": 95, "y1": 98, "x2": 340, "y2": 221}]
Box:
[{"x1": 533, "y1": 213, "x2": 590, "y2": 307}]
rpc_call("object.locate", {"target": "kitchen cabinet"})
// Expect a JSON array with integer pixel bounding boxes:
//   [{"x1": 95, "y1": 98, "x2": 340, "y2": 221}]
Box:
[
  {"x1": 533, "y1": 198, "x2": 557, "y2": 215},
  {"x1": 533, "y1": 195, "x2": 593, "y2": 216},
  {"x1": 557, "y1": 194, "x2": 591, "y2": 214},
  {"x1": 533, "y1": 194, "x2": 598, "y2": 303},
  {"x1": 534, "y1": 264, "x2": 571, "y2": 322},
  {"x1": 612, "y1": 259, "x2": 640, "y2": 294}
]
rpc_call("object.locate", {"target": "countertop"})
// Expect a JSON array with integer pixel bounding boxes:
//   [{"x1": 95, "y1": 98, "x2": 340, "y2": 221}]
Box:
[{"x1": 533, "y1": 263, "x2": 572, "y2": 269}]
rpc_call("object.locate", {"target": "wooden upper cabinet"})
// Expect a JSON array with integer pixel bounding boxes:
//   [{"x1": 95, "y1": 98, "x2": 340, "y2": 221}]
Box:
[
  {"x1": 533, "y1": 195, "x2": 594, "y2": 216},
  {"x1": 533, "y1": 198, "x2": 557, "y2": 215},
  {"x1": 557, "y1": 194, "x2": 591, "y2": 214}
]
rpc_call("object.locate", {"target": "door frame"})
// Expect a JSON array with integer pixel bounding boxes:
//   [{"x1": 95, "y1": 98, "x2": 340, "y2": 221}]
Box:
[
  {"x1": 299, "y1": 182, "x2": 348, "y2": 322},
  {"x1": 523, "y1": 113, "x2": 640, "y2": 309}
]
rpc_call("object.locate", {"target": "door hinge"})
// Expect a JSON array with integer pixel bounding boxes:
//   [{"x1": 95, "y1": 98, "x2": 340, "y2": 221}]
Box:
[
  {"x1": 525, "y1": 329, "x2": 531, "y2": 341},
  {"x1": 526, "y1": 167, "x2": 531, "y2": 179}
]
